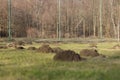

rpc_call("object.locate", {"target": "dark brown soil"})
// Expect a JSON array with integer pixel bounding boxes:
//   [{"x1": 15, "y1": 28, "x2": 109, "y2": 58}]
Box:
[
  {"x1": 53, "y1": 50, "x2": 82, "y2": 61},
  {"x1": 28, "y1": 47, "x2": 36, "y2": 50},
  {"x1": 52, "y1": 47, "x2": 64, "y2": 54},
  {"x1": 80, "y1": 49, "x2": 99, "y2": 57},
  {"x1": 38, "y1": 45, "x2": 53, "y2": 53}
]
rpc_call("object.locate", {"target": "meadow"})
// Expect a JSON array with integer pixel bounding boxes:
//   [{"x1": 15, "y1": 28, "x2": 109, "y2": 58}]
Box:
[{"x1": 0, "y1": 42, "x2": 120, "y2": 80}]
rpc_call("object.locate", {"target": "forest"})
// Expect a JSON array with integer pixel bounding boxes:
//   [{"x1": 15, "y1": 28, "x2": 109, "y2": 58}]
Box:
[{"x1": 0, "y1": 0, "x2": 120, "y2": 39}]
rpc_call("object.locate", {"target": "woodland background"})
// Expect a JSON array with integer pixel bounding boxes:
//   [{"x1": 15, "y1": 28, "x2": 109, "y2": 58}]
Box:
[{"x1": 0, "y1": 0, "x2": 120, "y2": 39}]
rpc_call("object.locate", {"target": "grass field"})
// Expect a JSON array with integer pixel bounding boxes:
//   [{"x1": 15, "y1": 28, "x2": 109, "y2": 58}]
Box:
[{"x1": 0, "y1": 42, "x2": 120, "y2": 80}]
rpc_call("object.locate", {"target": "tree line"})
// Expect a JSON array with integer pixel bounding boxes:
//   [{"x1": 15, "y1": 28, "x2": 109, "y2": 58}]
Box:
[{"x1": 0, "y1": 0, "x2": 120, "y2": 39}]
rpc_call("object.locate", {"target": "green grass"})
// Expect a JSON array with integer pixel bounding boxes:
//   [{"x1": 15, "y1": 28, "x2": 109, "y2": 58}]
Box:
[{"x1": 0, "y1": 42, "x2": 120, "y2": 80}]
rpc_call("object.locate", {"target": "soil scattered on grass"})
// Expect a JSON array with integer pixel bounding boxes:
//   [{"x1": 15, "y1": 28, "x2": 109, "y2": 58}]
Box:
[
  {"x1": 112, "y1": 44, "x2": 120, "y2": 49},
  {"x1": 53, "y1": 50, "x2": 82, "y2": 61},
  {"x1": 28, "y1": 47, "x2": 36, "y2": 50},
  {"x1": 38, "y1": 44, "x2": 53, "y2": 53},
  {"x1": 0, "y1": 46, "x2": 7, "y2": 49},
  {"x1": 89, "y1": 43, "x2": 97, "y2": 49},
  {"x1": 15, "y1": 41, "x2": 25, "y2": 46},
  {"x1": 7, "y1": 41, "x2": 25, "y2": 48},
  {"x1": 80, "y1": 49, "x2": 100, "y2": 57},
  {"x1": 6, "y1": 43, "x2": 15, "y2": 48},
  {"x1": 52, "y1": 47, "x2": 64, "y2": 53}
]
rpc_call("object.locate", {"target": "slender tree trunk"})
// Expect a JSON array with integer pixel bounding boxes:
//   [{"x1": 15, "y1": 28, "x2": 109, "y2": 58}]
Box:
[
  {"x1": 93, "y1": 0, "x2": 96, "y2": 37},
  {"x1": 58, "y1": 0, "x2": 61, "y2": 40},
  {"x1": 99, "y1": 0, "x2": 103, "y2": 38},
  {"x1": 117, "y1": 2, "x2": 120, "y2": 42},
  {"x1": 117, "y1": 20, "x2": 120, "y2": 42},
  {"x1": 8, "y1": 0, "x2": 12, "y2": 40},
  {"x1": 110, "y1": 0, "x2": 117, "y2": 39},
  {"x1": 93, "y1": 16, "x2": 96, "y2": 37},
  {"x1": 83, "y1": 19, "x2": 85, "y2": 38}
]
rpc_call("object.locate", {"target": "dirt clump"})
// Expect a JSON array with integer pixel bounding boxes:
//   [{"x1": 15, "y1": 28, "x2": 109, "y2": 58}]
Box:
[
  {"x1": 53, "y1": 50, "x2": 82, "y2": 61},
  {"x1": 38, "y1": 45, "x2": 53, "y2": 53},
  {"x1": 80, "y1": 49, "x2": 99, "y2": 57},
  {"x1": 28, "y1": 47, "x2": 36, "y2": 50},
  {"x1": 52, "y1": 47, "x2": 64, "y2": 53}
]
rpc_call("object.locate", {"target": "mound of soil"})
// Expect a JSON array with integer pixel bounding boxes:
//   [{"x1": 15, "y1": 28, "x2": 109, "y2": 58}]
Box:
[
  {"x1": 52, "y1": 47, "x2": 64, "y2": 53},
  {"x1": 53, "y1": 50, "x2": 82, "y2": 61},
  {"x1": 38, "y1": 45, "x2": 53, "y2": 53},
  {"x1": 112, "y1": 44, "x2": 120, "y2": 49},
  {"x1": 28, "y1": 47, "x2": 36, "y2": 50},
  {"x1": 80, "y1": 49, "x2": 99, "y2": 57}
]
